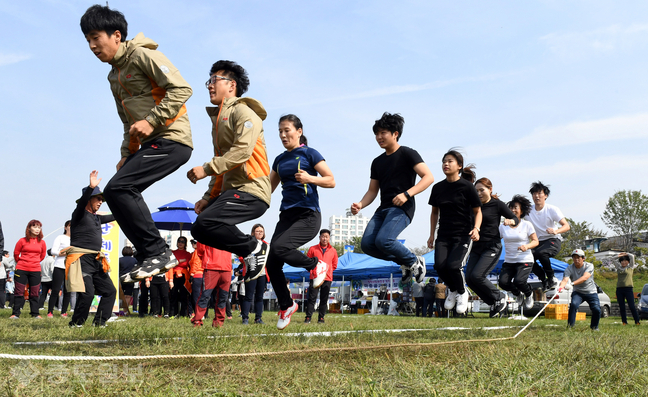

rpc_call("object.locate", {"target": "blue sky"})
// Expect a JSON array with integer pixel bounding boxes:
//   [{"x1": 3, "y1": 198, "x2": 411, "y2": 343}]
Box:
[{"x1": 1, "y1": 1, "x2": 647, "y2": 253}]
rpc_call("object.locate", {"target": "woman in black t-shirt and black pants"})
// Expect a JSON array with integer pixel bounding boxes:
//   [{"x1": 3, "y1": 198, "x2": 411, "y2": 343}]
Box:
[
  {"x1": 427, "y1": 150, "x2": 482, "y2": 315},
  {"x1": 466, "y1": 177, "x2": 518, "y2": 318}
]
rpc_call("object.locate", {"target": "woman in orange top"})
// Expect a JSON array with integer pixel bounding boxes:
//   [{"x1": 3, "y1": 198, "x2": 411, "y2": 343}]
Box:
[
  {"x1": 11, "y1": 220, "x2": 47, "y2": 319},
  {"x1": 170, "y1": 236, "x2": 192, "y2": 317}
]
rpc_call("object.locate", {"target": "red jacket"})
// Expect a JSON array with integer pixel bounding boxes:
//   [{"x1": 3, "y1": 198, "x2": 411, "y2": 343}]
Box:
[
  {"x1": 195, "y1": 242, "x2": 232, "y2": 271},
  {"x1": 14, "y1": 238, "x2": 47, "y2": 272},
  {"x1": 307, "y1": 244, "x2": 338, "y2": 281}
]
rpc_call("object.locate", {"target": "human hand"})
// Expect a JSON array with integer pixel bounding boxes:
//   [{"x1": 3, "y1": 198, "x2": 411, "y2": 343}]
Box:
[
  {"x1": 116, "y1": 157, "x2": 127, "y2": 171},
  {"x1": 518, "y1": 245, "x2": 528, "y2": 252},
  {"x1": 427, "y1": 235, "x2": 435, "y2": 250},
  {"x1": 546, "y1": 228, "x2": 556, "y2": 235},
  {"x1": 89, "y1": 170, "x2": 102, "y2": 189},
  {"x1": 169, "y1": 281, "x2": 174, "y2": 288},
  {"x1": 503, "y1": 219, "x2": 515, "y2": 226},
  {"x1": 294, "y1": 169, "x2": 312, "y2": 184},
  {"x1": 129, "y1": 119, "x2": 154, "y2": 140},
  {"x1": 351, "y1": 202, "x2": 362, "y2": 215},
  {"x1": 187, "y1": 166, "x2": 207, "y2": 184},
  {"x1": 469, "y1": 228, "x2": 480, "y2": 242},
  {"x1": 145, "y1": 280, "x2": 150, "y2": 288},
  {"x1": 557, "y1": 287, "x2": 563, "y2": 293},
  {"x1": 194, "y1": 199, "x2": 208, "y2": 214},
  {"x1": 392, "y1": 193, "x2": 407, "y2": 207}
]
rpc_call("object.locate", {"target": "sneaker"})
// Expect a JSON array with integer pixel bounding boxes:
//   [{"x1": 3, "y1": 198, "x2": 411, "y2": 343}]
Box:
[
  {"x1": 455, "y1": 291, "x2": 469, "y2": 314},
  {"x1": 242, "y1": 318, "x2": 249, "y2": 325},
  {"x1": 131, "y1": 249, "x2": 177, "y2": 280},
  {"x1": 34, "y1": 315, "x2": 42, "y2": 319},
  {"x1": 591, "y1": 326, "x2": 600, "y2": 331},
  {"x1": 254, "y1": 319, "x2": 265, "y2": 324},
  {"x1": 277, "y1": 302, "x2": 299, "y2": 330},
  {"x1": 547, "y1": 278, "x2": 558, "y2": 290},
  {"x1": 400, "y1": 265, "x2": 413, "y2": 284},
  {"x1": 318, "y1": 318, "x2": 325, "y2": 324},
  {"x1": 444, "y1": 291, "x2": 458, "y2": 310},
  {"x1": 47, "y1": 313, "x2": 53, "y2": 318},
  {"x1": 312, "y1": 260, "x2": 329, "y2": 289},
  {"x1": 523, "y1": 293, "x2": 534, "y2": 310},
  {"x1": 411, "y1": 256, "x2": 426, "y2": 283},
  {"x1": 9, "y1": 315, "x2": 18, "y2": 319},
  {"x1": 304, "y1": 317, "x2": 311, "y2": 324},
  {"x1": 541, "y1": 279, "x2": 548, "y2": 292},
  {"x1": 490, "y1": 297, "x2": 507, "y2": 318},
  {"x1": 92, "y1": 322, "x2": 107, "y2": 328},
  {"x1": 244, "y1": 242, "x2": 268, "y2": 282},
  {"x1": 60, "y1": 313, "x2": 68, "y2": 318},
  {"x1": 69, "y1": 322, "x2": 82, "y2": 328},
  {"x1": 120, "y1": 272, "x2": 136, "y2": 284},
  {"x1": 516, "y1": 294, "x2": 524, "y2": 308}
]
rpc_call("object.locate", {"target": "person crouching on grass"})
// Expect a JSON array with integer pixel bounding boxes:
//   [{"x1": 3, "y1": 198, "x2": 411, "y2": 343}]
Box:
[
  {"x1": 558, "y1": 249, "x2": 601, "y2": 331},
  {"x1": 65, "y1": 171, "x2": 117, "y2": 327}
]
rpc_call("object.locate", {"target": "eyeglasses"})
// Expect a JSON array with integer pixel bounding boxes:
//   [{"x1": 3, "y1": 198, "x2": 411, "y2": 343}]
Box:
[{"x1": 205, "y1": 75, "x2": 232, "y2": 88}]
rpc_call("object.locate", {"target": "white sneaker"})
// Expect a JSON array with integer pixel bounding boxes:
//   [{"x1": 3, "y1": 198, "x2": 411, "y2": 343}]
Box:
[
  {"x1": 524, "y1": 293, "x2": 534, "y2": 310},
  {"x1": 456, "y1": 291, "x2": 469, "y2": 314},
  {"x1": 516, "y1": 294, "x2": 524, "y2": 308},
  {"x1": 412, "y1": 256, "x2": 426, "y2": 283},
  {"x1": 312, "y1": 260, "x2": 329, "y2": 288},
  {"x1": 444, "y1": 291, "x2": 458, "y2": 310},
  {"x1": 277, "y1": 302, "x2": 299, "y2": 330}
]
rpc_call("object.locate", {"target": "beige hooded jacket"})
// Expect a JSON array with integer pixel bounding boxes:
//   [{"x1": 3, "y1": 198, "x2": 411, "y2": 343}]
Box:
[{"x1": 108, "y1": 33, "x2": 193, "y2": 158}]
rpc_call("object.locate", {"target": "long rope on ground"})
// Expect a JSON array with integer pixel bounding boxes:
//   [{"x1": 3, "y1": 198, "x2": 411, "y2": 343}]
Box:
[{"x1": 1, "y1": 295, "x2": 560, "y2": 361}]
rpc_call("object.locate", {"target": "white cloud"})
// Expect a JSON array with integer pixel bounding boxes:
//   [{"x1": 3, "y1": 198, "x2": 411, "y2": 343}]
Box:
[
  {"x1": 0, "y1": 53, "x2": 31, "y2": 67},
  {"x1": 540, "y1": 24, "x2": 648, "y2": 59},
  {"x1": 468, "y1": 113, "x2": 648, "y2": 159}
]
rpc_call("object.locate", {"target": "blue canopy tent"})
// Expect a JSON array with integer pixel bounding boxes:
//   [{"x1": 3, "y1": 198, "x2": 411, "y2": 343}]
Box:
[{"x1": 150, "y1": 199, "x2": 197, "y2": 235}]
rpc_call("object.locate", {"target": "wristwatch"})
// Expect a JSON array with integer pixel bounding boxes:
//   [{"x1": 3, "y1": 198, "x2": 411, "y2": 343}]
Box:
[{"x1": 403, "y1": 191, "x2": 411, "y2": 200}]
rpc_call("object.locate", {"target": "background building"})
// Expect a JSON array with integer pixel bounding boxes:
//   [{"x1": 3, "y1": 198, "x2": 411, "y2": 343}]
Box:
[{"x1": 329, "y1": 209, "x2": 369, "y2": 246}]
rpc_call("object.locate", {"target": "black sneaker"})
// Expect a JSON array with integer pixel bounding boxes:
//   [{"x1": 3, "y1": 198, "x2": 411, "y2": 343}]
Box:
[
  {"x1": 304, "y1": 317, "x2": 311, "y2": 324},
  {"x1": 547, "y1": 278, "x2": 558, "y2": 290},
  {"x1": 254, "y1": 319, "x2": 265, "y2": 324},
  {"x1": 317, "y1": 318, "x2": 325, "y2": 324},
  {"x1": 244, "y1": 242, "x2": 268, "y2": 282},
  {"x1": 131, "y1": 249, "x2": 177, "y2": 280},
  {"x1": 541, "y1": 279, "x2": 548, "y2": 292},
  {"x1": 490, "y1": 297, "x2": 507, "y2": 318}
]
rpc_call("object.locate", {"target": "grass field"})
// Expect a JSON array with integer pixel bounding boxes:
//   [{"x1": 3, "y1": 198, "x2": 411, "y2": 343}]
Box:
[{"x1": 0, "y1": 307, "x2": 646, "y2": 397}]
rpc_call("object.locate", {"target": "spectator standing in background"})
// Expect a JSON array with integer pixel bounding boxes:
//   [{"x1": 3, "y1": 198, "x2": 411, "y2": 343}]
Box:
[
  {"x1": 422, "y1": 278, "x2": 436, "y2": 317},
  {"x1": 434, "y1": 279, "x2": 447, "y2": 318},
  {"x1": 50, "y1": 221, "x2": 72, "y2": 317},
  {"x1": 38, "y1": 250, "x2": 56, "y2": 315},
  {"x1": 0, "y1": 251, "x2": 15, "y2": 308},
  {"x1": 615, "y1": 252, "x2": 640, "y2": 326},
  {"x1": 412, "y1": 279, "x2": 425, "y2": 317},
  {"x1": 12, "y1": 220, "x2": 47, "y2": 319}
]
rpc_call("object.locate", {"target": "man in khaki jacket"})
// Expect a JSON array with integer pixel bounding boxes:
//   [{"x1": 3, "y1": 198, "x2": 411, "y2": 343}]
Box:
[
  {"x1": 188, "y1": 60, "x2": 271, "y2": 279},
  {"x1": 80, "y1": 5, "x2": 193, "y2": 280}
]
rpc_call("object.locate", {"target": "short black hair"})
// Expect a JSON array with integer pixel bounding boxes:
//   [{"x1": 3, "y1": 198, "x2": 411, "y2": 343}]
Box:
[
  {"x1": 80, "y1": 4, "x2": 128, "y2": 42},
  {"x1": 320, "y1": 229, "x2": 331, "y2": 236},
  {"x1": 122, "y1": 246, "x2": 134, "y2": 257},
  {"x1": 529, "y1": 181, "x2": 550, "y2": 197},
  {"x1": 210, "y1": 60, "x2": 249, "y2": 97},
  {"x1": 619, "y1": 255, "x2": 631, "y2": 263},
  {"x1": 177, "y1": 236, "x2": 188, "y2": 244},
  {"x1": 507, "y1": 195, "x2": 533, "y2": 218},
  {"x1": 372, "y1": 112, "x2": 404, "y2": 141}
]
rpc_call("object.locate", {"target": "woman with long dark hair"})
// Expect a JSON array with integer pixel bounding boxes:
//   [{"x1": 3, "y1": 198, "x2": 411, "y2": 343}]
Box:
[
  {"x1": 267, "y1": 114, "x2": 335, "y2": 329},
  {"x1": 11, "y1": 220, "x2": 47, "y2": 318},
  {"x1": 465, "y1": 177, "x2": 518, "y2": 317},
  {"x1": 427, "y1": 150, "x2": 482, "y2": 315}
]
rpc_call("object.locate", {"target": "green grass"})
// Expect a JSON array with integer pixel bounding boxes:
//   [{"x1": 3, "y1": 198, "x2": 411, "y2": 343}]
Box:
[{"x1": 0, "y1": 309, "x2": 646, "y2": 396}]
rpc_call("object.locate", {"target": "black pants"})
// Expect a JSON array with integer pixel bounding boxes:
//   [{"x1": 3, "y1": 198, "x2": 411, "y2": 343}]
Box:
[
  {"x1": 305, "y1": 280, "x2": 331, "y2": 320},
  {"x1": 13, "y1": 269, "x2": 41, "y2": 317},
  {"x1": 423, "y1": 297, "x2": 434, "y2": 317},
  {"x1": 414, "y1": 297, "x2": 424, "y2": 317},
  {"x1": 241, "y1": 275, "x2": 267, "y2": 321},
  {"x1": 170, "y1": 275, "x2": 189, "y2": 317},
  {"x1": 132, "y1": 286, "x2": 139, "y2": 312},
  {"x1": 465, "y1": 241, "x2": 503, "y2": 305},
  {"x1": 532, "y1": 238, "x2": 561, "y2": 282},
  {"x1": 267, "y1": 208, "x2": 321, "y2": 311},
  {"x1": 150, "y1": 281, "x2": 170, "y2": 316},
  {"x1": 38, "y1": 280, "x2": 54, "y2": 310},
  {"x1": 617, "y1": 287, "x2": 640, "y2": 324},
  {"x1": 192, "y1": 189, "x2": 269, "y2": 258},
  {"x1": 104, "y1": 138, "x2": 192, "y2": 261},
  {"x1": 0, "y1": 278, "x2": 5, "y2": 308},
  {"x1": 50, "y1": 267, "x2": 71, "y2": 314},
  {"x1": 138, "y1": 281, "x2": 149, "y2": 317},
  {"x1": 71, "y1": 256, "x2": 116, "y2": 326},
  {"x1": 499, "y1": 262, "x2": 533, "y2": 297},
  {"x1": 433, "y1": 236, "x2": 472, "y2": 294}
]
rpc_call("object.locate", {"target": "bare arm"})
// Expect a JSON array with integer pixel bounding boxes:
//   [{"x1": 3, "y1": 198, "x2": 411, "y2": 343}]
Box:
[
  {"x1": 427, "y1": 206, "x2": 440, "y2": 249},
  {"x1": 392, "y1": 162, "x2": 434, "y2": 206},
  {"x1": 351, "y1": 179, "x2": 380, "y2": 215},
  {"x1": 518, "y1": 233, "x2": 539, "y2": 252},
  {"x1": 295, "y1": 160, "x2": 335, "y2": 188},
  {"x1": 270, "y1": 171, "x2": 281, "y2": 193},
  {"x1": 469, "y1": 207, "x2": 482, "y2": 242},
  {"x1": 548, "y1": 217, "x2": 570, "y2": 235}
]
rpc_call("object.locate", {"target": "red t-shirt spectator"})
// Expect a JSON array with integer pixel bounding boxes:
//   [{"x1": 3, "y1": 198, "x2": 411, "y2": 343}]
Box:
[{"x1": 14, "y1": 237, "x2": 47, "y2": 272}]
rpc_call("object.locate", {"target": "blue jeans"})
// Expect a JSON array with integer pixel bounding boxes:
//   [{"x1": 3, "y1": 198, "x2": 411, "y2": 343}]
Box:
[
  {"x1": 361, "y1": 207, "x2": 416, "y2": 267},
  {"x1": 569, "y1": 291, "x2": 600, "y2": 328}
]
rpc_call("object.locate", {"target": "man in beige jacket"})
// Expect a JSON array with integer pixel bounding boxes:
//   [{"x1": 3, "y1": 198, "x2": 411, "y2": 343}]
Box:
[
  {"x1": 187, "y1": 60, "x2": 271, "y2": 281},
  {"x1": 81, "y1": 5, "x2": 193, "y2": 281}
]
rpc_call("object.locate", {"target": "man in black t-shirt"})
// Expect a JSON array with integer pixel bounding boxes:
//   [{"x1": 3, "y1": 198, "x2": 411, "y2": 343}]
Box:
[{"x1": 351, "y1": 112, "x2": 434, "y2": 283}]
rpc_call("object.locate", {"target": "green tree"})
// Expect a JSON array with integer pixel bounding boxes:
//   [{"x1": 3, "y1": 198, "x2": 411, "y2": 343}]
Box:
[
  {"x1": 557, "y1": 217, "x2": 606, "y2": 258},
  {"x1": 343, "y1": 236, "x2": 364, "y2": 254},
  {"x1": 601, "y1": 190, "x2": 648, "y2": 251}
]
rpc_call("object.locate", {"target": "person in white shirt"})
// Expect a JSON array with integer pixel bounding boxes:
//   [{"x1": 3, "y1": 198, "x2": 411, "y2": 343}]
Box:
[
  {"x1": 499, "y1": 195, "x2": 539, "y2": 313},
  {"x1": 525, "y1": 182, "x2": 570, "y2": 291},
  {"x1": 38, "y1": 249, "x2": 56, "y2": 315},
  {"x1": 49, "y1": 221, "x2": 73, "y2": 317}
]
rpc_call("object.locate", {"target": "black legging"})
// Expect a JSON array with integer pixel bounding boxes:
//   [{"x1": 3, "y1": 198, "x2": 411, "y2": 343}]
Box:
[{"x1": 38, "y1": 280, "x2": 54, "y2": 310}]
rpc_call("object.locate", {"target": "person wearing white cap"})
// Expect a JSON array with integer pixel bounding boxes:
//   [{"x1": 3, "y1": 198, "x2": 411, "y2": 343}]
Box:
[{"x1": 558, "y1": 249, "x2": 601, "y2": 330}]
